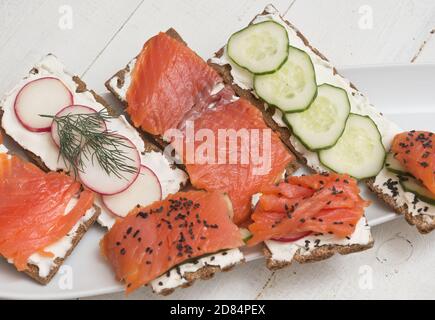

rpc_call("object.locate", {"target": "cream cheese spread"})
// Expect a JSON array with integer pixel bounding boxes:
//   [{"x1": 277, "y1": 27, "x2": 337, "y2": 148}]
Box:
[
  {"x1": 265, "y1": 217, "x2": 371, "y2": 263},
  {"x1": 108, "y1": 58, "x2": 136, "y2": 102},
  {"x1": 150, "y1": 248, "x2": 244, "y2": 294},
  {"x1": 374, "y1": 168, "x2": 435, "y2": 217}
]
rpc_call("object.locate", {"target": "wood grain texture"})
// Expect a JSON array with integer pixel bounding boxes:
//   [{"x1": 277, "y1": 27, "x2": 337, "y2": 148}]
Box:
[
  {"x1": 0, "y1": 0, "x2": 434, "y2": 300},
  {"x1": 0, "y1": 0, "x2": 143, "y2": 94}
]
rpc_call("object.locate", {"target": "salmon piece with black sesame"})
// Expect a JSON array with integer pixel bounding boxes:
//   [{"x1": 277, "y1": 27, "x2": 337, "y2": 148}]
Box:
[
  {"x1": 100, "y1": 190, "x2": 243, "y2": 293},
  {"x1": 391, "y1": 131, "x2": 435, "y2": 194},
  {"x1": 247, "y1": 173, "x2": 369, "y2": 246}
]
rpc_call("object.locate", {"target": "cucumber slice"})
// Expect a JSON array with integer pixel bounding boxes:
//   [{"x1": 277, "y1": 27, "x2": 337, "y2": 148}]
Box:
[
  {"x1": 227, "y1": 21, "x2": 289, "y2": 74},
  {"x1": 319, "y1": 114, "x2": 386, "y2": 179},
  {"x1": 254, "y1": 46, "x2": 317, "y2": 112},
  {"x1": 400, "y1": 176, "x2": 435, "y2": 205},
  {"x1": 284, "y1": 84, "x2": 350, "y2": 150},
  {"x1": 385, "y1": 152, "x2": 412, "y2": 177},
  {"x1": 240, "y1": 228, "x2": 253, "y2": 243}
]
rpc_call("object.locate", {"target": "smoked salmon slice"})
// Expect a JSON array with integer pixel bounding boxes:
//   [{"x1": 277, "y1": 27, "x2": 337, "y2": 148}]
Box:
[
  {"x1": 100, "y1": 190, "x2": 243, "y2": 293},
  {"x1": 126, "y1": 32, "x2": 226, "y2": 136},
  {"x1": 0, "y1": 153, "x2": 94, "y2": 271},
  {"x1": 172, "y1": 98, "x2": 294, "y2": 225},
  {"x1": 391, "y1": 131, "x2": 434, "y2": 194},
  {"x1": 247, "y1": 173, "x2": 369, "y2": 246}
]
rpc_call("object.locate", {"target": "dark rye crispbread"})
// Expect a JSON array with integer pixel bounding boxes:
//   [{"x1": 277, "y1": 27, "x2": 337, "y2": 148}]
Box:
[
  {"x1": 263, "y1": 240, "x2": 374, "y2": 271},
  {"x1": 154, "y1": 257, "x2": 244, "y2": 296},
  {"x1": 0, "y1": 59, "x2": 109, "y2": 284},
  {"x1": 23, "y1": 205, "x2": 101, "y2": 285},
  {"x1": 366, "y1": 178, "x2": 435, "y2": 234}
]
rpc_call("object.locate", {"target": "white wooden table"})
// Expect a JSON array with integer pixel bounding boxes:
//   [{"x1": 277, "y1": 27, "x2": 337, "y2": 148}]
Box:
[{"x1": 1, "y1": 0, "x2": 434, "y2": 299}]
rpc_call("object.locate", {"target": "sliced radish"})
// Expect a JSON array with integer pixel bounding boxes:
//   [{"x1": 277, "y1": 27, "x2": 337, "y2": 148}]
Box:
[
  {"x1": 51, "y1": 105, "x2": 106, "y2": 147},
  {"x1": 272, "y1": 231, "x2": 312, "y2": 243},
  {"x1": 78, "y1": 134, "x2": 140, "y2": 195},
  {"x1": 102, "y1": 165, "x2": 162, "y2": 218},
  {"x1": 14, "y1": 77, "x2": 73, "y2": 132}
]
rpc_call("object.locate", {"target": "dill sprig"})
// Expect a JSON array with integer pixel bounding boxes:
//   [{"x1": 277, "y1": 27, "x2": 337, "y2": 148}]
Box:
[{"x1": 41, "y1": 109, "x2": 138, "y2": 179}]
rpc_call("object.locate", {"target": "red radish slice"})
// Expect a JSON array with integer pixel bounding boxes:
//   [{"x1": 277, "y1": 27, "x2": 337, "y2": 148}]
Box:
[
  {"x1": 102, "y1": 165, "x2": 162, "y2": 218},
  {"x1": 14, "y1": 77, "x2": 73, "y2": 132},
  {"x1": 272, "y1": 231, "x2": 312, "y2": 243},
  {"x1": 51, "y1": 105, "x2": 106, "y2": 146},
  {"x1": 78, "y1": 134, "x2": 140, "y2": 195}
]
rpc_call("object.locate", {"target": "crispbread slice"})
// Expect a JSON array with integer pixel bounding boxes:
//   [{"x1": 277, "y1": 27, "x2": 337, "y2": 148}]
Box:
[
  {"x1": 366, "y1": 178, "x2": 435, "y2": 234},
  {"x1": 150, "y1": 249, "x2": 245, "y2": 296},
  {"x1": 0, "y1": 145, "x2": 101, "y2": 284},
  {"x1": 24, "y1": 205, "x2": 101, "y2": 285},
  {"x1": 1, "y1": 55, "x2": 188, "y2": 229},
  {"x1": 208, "y1": 5, "x2": 435, "y2": 235},
  {"x1": 260, "y1": 216, "x2": 374, "y2": 271},
  {"x1": 263, "y1": 240, "x2": 374, "y2": 271}
]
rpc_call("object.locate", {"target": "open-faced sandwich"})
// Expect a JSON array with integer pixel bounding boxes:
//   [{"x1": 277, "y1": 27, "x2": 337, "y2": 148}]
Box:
[
  {"x1": 206, "y1": 4, "x2": 434, "y2": 236},
  {"x1": 369, "y1": 131, "x2": 434, "y2": 233},
  {"x1": 0, "y1": 54, "x2": 188, "y2": 230},
  {"x1": 0, "y1": 136, "x2": 99, "y2": 284}
]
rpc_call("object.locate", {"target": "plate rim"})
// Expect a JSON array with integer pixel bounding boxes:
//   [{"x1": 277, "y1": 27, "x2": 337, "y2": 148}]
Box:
[{"x1": 0, "y1": 63, "x2": 430, "y2": 300}]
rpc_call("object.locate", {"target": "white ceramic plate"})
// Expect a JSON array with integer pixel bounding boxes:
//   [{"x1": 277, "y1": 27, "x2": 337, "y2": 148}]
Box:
[{"x1": 0, "y1": 64, "x2": 434, "y2": 299}]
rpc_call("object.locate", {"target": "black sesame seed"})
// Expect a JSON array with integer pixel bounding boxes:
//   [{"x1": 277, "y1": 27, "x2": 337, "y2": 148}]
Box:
[{"x1": 420, "y1": 161, "x2": 429, "y2": 168}]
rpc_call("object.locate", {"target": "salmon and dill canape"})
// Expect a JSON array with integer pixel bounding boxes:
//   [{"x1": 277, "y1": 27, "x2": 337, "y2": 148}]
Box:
[
  {"x1": 0, "y1": 145, "x2": 98, "y2": 284},
  {"x1": 372, "y1": 131, "x2": 435, "y2": 233},
  {"x1": 100, "y1": 190, "x2": 244, "y2": 294},
  {"x1": 0, "y1": 55, "x2": 187, "y2": 229},
  {"x1": 246, "y1": 173, "x2": 373, "y2": 269}
]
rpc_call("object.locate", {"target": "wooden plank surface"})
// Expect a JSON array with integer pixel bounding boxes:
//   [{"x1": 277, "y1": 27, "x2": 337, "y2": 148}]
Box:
[{"x1": 0, "y1": 0, "x2": 434, "y2": 300}]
